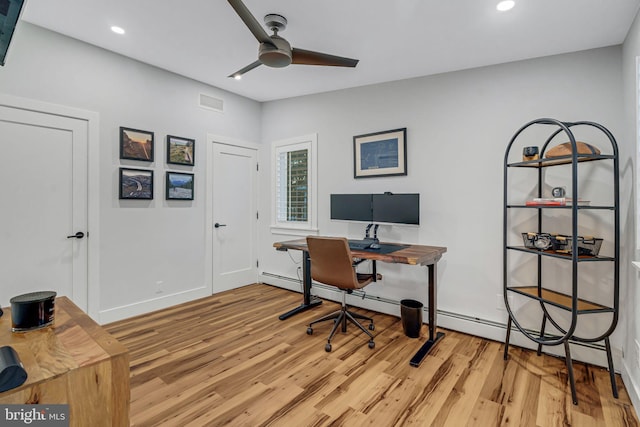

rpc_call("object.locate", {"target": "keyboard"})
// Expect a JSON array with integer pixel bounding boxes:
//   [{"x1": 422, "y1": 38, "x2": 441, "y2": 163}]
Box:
[{"x1": 348, "y1": 239, "x2": 373, "y2": 250}]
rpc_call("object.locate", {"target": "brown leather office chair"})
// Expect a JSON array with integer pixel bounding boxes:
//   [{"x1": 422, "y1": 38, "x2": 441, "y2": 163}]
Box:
[{"x1": 305, "y1": 236, "x2": 380, "y2": 352}]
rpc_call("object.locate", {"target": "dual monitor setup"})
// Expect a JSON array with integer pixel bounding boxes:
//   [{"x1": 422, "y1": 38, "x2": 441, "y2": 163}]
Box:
[{"x1": 330, "y1": 192, "x2": 420, "y2": 250}]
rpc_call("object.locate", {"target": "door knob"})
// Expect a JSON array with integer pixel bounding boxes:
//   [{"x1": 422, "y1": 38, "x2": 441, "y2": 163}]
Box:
[
  {"x1": 66, "y1": 231, "x2": 85, "y2": 239},
  {"x1": 214, "y1": 223, "x2": 227, "y2": 228}
]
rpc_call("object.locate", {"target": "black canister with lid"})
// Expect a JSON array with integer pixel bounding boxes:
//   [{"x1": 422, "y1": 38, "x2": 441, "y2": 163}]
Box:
[{"x1": 10, "y1": 291, "x2": 56, "y2": 332}]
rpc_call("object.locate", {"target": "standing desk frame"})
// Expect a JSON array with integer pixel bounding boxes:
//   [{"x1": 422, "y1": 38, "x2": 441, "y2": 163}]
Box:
[{"x1": 273, "y1": 239, "x2": 447, "y2": 366}]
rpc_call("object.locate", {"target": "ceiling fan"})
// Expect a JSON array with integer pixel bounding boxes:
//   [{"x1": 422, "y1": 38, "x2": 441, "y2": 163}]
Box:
[{"x1": 227, "y1": 0, "x2": 359, "y2": 79}]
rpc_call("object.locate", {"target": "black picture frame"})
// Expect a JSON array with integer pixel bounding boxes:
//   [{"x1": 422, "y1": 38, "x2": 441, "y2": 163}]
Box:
[
  {"x1": 166, "y1": 172, "x2": 194, "y2": 200},
  {"x1": 167, "y1": 135, "x2": 195, "y2": 166},
  {"x1": 120, "y1": 126, "x2": 154, "y2": 162},
  {"x1": 353, "y1": 128, "x2": 407, "y2": 178},
  {"x1": 119, "y1": 168, "x2": 153, "y2": 200}
]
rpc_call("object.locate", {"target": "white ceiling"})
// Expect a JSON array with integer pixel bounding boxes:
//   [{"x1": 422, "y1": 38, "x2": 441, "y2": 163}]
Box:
[{"x1": 20, "y1": 0, "x2": 640, "y2": 102}]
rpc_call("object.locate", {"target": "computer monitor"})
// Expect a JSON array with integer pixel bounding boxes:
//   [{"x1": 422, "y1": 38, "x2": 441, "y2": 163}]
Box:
[
  {"x1": 330, "y1": 194, "x2": 373, "y2": 222},
  {"x1": 372, "y1": 193, "x2": 420, "y2": 225},
  {"x1": 331, "y1": 193, "x2": 420, "y2": 225}
]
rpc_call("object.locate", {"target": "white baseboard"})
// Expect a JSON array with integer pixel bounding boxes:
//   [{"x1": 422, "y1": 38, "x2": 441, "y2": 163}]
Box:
[
  {"x1": 622, "y1": 360, "x2": 640, "y2": 419},
  {"x1": 98, "y1": 286, "x2": 210, "y2": 324},
  {"x1": 260, "y1": 273, "x2": 622, "y2": 370}
]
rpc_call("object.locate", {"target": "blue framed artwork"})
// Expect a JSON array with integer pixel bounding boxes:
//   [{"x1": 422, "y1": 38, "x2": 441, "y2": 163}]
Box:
[{"x1": 353, "y1": 128, "x2": 407, "y2": 178}]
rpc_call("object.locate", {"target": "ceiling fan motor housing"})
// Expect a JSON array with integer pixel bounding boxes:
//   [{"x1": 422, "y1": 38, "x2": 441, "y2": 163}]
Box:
[{"x1": 259, "y1": 36, "x2": 292, "y2": 68}]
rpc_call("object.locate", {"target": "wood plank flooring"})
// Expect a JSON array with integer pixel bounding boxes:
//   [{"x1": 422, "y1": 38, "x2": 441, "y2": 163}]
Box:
[{"x1": 104, "y1": 284, "x2": 639, "y2": 426}]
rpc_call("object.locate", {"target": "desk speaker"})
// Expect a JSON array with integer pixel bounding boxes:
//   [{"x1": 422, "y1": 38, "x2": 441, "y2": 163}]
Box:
[
  {"x1": 0, "y1": 346, "x2": 27, "y2": 393},
  {"x1": 10, "y1": 291, "x2": 56, "y2": 332}
]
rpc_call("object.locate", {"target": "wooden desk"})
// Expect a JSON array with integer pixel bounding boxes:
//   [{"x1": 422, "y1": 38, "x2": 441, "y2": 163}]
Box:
[
  {"x1": 0, "y1": 297, "x2": 130, "y2": 427},
  {"x1": 273, "y1": 239, "x2": 447, "y2": 366}
]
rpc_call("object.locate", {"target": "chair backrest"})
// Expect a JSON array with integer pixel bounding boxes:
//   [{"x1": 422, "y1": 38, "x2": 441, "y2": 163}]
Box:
[{"x1": 306, "y1": 236, "x2": 362, "y2": 290}]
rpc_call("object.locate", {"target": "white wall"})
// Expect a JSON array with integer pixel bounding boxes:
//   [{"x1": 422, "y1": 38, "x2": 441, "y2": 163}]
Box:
[
  {"x1": 259, "y1": 46, "x2": 627, "y2": 368},
  {"x1": 0, "y1": 22, "x2": 262, "y2": 322},
  {"x1": 622, "y1": 7, "x2": 640, "y2": 413}
]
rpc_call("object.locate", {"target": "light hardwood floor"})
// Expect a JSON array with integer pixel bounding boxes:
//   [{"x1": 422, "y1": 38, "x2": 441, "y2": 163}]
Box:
[{"x1": 105, "y1": 283, "x2": 639, "y2": 426}]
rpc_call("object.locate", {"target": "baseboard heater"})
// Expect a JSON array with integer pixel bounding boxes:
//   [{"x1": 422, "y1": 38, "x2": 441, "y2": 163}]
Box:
[{"x1": 260, "y1": 271, "x2": 609, "y2": 355}]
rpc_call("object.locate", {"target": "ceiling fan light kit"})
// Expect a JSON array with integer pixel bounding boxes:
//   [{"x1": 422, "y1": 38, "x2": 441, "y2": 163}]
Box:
[{"x1": 227, "y1": 0, "x2": 359, "y2": 78}]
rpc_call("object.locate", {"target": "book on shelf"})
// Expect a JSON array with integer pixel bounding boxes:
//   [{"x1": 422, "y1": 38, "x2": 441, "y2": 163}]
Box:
[{"x1": 525, "y1": 198, "x2": 590, "y2": 206}]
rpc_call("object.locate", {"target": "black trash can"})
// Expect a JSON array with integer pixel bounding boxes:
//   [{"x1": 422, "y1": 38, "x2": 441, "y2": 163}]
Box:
[{"x1": 400, "y1": 299, "x2": 423, "y2": 338}]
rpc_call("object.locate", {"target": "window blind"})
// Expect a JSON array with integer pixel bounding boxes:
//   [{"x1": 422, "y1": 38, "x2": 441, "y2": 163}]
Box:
[{"x1": 276, "y1": 148, "x2": 308, "y2": 222}]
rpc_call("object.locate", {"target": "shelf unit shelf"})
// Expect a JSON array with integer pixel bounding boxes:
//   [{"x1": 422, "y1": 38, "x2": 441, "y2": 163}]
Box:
[
  {"x1": 507, "y1": 205, "x2": 615, "y2": 210},
  {"x1": 506, "y1": 286, "x2": 613, "y2": 313},
  {"x1": 505, "y1": 246, "x2": 615, "y2": 262},
  {"x1": 502, "y1": 118, "x2": 619, "y2": 405},
  {"x1": 507, "y1": 153, "x2": 616, "y2": 168}
]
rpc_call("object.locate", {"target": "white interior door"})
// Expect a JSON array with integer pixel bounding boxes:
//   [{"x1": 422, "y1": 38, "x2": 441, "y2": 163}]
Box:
[
  {"x1": 0, "y1": 105, "x2": 88, "y2": 310},
  {"x1": 212, "y1": 142, "x2": 258, "y2": 292}
]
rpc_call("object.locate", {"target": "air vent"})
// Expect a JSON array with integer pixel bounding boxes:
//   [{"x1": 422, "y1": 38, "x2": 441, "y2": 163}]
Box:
[{"x1": 199, "y1": 93, "x2": 224, "y2": 113}]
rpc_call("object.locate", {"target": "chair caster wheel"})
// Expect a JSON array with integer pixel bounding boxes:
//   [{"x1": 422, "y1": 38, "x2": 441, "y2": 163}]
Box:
[
  {"x1": 325, "y1": 343, "x2": 332, "y2": 352},
  {"x1": 368, "y1": 341, "x2": 375, "y2": 349},
  {"x1": 307, "y1": 327, "x2": 313, "y2": 335},
  {"x1": 369, "y1": 323, "x2": 375, "y2": 331}
]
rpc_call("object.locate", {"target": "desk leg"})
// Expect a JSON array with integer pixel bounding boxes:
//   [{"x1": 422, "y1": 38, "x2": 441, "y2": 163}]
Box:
[
  {"x1": 279, "y1": 250, "x2": 322, "y2": 320},
  {"x1": 409, "y1": 262, "x2": 445, "y2": 367}
]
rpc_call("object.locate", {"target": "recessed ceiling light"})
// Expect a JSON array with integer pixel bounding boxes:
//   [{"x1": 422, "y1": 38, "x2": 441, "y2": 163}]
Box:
[
  {"x1": 110, "y1": 26, "x2": 125, "y2": 35},
  {"x1": 233, "y1": 75, "x2": 242, "y2": 80},
  {"x1": 496, "y1": 1, "x2": 515, "y2": 11}
]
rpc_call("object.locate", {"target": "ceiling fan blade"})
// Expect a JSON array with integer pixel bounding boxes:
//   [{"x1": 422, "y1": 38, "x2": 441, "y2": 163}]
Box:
[
  {"x1": 228, "y1": 60, "x2": 263, "y2": 79},
  {"x1": 291, "y1": 48, "x2": 359, "y2": 67},
  {"x1": 227, "y1": 0, "x2": 274, "y2": 46}
]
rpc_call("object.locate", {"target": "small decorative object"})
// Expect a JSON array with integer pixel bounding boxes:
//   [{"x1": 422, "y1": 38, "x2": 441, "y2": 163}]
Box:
[
  {"x1": 354, "y1": 128, "x2": 407, "y2": 178},
  {"x1": 120, "y1": 127, "x2": 154, "y2": 161},
  {"x1": 522, "y1": 146, "x2": 539, "y2": 161},
  {"x1": 167, "y1": 135, "x2": 195, "y2": 166},
  {"x1": 119, "y1": 168, "x2": 153, "y2": 199},
  {"x1": 166, "y1": 172, "x2": 194, "y2": 200},
  {"x1": 545, "y1": 141, "x2": 600, "y2": 158},
  {"x1": 10, "y1": 291, "x2": 56, "y2": 332},
  {"x1": 552, "y1": 186, "x2": 566, "y2": 198},
  {"x1": 0, "y1": 346, "x2": 27, "y2": 392}
]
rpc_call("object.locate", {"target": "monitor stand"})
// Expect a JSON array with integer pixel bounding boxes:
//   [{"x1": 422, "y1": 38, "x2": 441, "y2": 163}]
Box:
[
  {"x1": 363, "y1": 224, "x2": 380, "y2": 248},
  {"x1": 365, "y1": 224, "x2": 380, "y2": 241}
]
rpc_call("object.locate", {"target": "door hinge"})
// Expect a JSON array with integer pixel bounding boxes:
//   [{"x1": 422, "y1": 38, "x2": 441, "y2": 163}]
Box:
[
  {"x1": 256, "y1": 163, "x2": 259, "y2": 171},
  {"x1": 256, "y1": 259, "x2": 259, "y2": 268},
  {"x1": 256, "y1": 211, "x2": 259, "y2": 220}
]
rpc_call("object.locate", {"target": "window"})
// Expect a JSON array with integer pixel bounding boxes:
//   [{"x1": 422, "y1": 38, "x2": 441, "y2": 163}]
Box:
[{"x1": 271, "y1": 134, "x2": 318, "y2": 234}]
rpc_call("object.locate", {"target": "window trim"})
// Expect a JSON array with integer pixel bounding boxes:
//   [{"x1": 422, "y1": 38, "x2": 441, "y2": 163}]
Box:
[{"x1": 270, "y1": 133, "x2": 318, "y2": 236}]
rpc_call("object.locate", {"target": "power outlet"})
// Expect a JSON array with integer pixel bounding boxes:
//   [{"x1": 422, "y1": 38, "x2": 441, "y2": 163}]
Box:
[
  {"x1": 155, "y1": 280, "x2": 164, "y2": 295},
  {"x1": 635, "y1": 339, "x2": 640, "y2": 370},
  {"x1": 496, "y1": 294, "x2": 514, "y2": 311}
]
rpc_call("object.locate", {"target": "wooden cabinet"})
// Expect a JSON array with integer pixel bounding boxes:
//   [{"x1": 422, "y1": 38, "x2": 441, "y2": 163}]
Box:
[
  {"x1": 0, "y1": 297, "x2": 129, "y2": 426},
  {"x1": 502, "y1": 118, "x2": 619, "y2": 405}
]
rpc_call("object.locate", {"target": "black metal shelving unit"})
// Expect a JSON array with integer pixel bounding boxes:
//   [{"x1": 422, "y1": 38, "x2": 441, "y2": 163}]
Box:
[{"x1": 502, "y1": 118, "x2": 620, "y2": 405}]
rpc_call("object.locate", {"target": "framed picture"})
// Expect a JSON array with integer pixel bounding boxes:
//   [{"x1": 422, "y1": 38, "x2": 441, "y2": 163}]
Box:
[
  {"x1": 166, "y1": 172, "x2": 194, "y2": 200},
  {"x1": 353, "y1": 128, "x2": 407, "y2": 178},
  {"x1": 119, "y1": 168, "x2": 153, "y2": 199},
  {"x1": 167, "y1": 135, "x2": 195, "y2": 166},
  {"x1": 120, "y1": 127, "x2": 154, "y2": 161}
]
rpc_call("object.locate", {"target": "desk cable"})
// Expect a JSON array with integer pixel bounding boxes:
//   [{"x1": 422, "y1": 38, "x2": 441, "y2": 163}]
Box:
[{"x1": 286, "y1": 249, "x2": 305, "y2": 293}]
